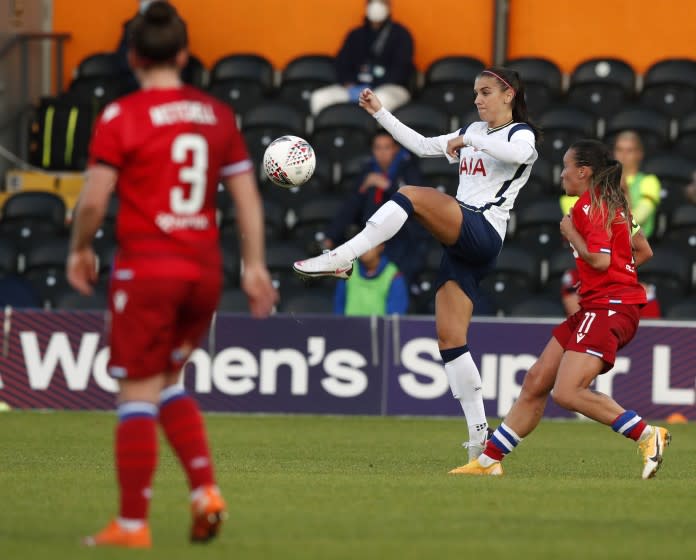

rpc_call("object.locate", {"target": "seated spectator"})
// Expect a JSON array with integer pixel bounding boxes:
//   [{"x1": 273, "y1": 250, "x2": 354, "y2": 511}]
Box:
[
  {"x1": 561, "y1": 267, "x2": 661, "y2": 318},
  {"x1": 320, "y1": 130, "x2": 428, "y2": 282},
  {"x1": 560, "y1": 131, "x2": 660, "y2": 237},
  {"x1": 334, "y1": 243, "x2": 408, "y2": 315},
  {"x1": 310, "y1": 0, "x2": 413, "y2": 116}
]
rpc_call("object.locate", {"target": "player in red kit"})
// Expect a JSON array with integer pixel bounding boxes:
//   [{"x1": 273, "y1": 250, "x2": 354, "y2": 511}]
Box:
[
  {"x1": 450, "y1": 139, "x2": 671, "y2": 479},
  {"x1": 67, "y1": 3, "x2": 277, "y2": 548}
]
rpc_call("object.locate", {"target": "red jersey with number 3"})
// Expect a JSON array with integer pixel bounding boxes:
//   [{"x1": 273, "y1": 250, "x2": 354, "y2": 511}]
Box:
[
  {"x1": 570, "y1": 189, "x2": 646, "y2": 306},
  {"x1": 88, "y1": 86, "x2": 252, "y2": 279}
]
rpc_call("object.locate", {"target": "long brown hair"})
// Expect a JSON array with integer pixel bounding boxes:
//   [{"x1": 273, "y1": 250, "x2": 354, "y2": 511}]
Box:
[
  {"x1": 478, "y1": 66, "x2": 542, "y2": 143},
  {"x1": 570, "y1": 139, "x2": 629, "y2": 234}
]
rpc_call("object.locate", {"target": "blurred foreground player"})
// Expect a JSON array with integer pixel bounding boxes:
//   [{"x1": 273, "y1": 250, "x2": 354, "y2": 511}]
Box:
[
  {"x1": 450, "y1": 140, "x2": 670, "y2": 479},
  {"x1": 67, "y1": 2, "x2": 277, "y2": 547}
]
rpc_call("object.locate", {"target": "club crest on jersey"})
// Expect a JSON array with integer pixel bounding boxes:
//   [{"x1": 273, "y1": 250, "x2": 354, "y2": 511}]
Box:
[
  {"x1": 459, "y1": 157, "x2": 487, "y2": 176},
  {"x1": 582, "y1": 204, "x2": 590, "y2": 215}
]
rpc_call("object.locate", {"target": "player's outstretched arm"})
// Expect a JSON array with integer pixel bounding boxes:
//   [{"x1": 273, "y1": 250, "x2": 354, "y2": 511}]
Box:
[{"x1": 223, "y1": 171, "x2": 278, "y2": 317}]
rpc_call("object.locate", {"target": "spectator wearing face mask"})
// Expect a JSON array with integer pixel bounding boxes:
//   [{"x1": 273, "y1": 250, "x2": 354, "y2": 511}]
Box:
[{"x1": 310, "y1": 0, "x2": 414, "y2": 116}]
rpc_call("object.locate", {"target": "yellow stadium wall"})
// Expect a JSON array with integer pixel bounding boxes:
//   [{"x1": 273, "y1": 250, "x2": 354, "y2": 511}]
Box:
[
  {"x1": 508, "y1": 0, "x2": 696, "y2": 73},
  {"x1": 52, "y1": 0, "x2": 494, "y2": 85}
]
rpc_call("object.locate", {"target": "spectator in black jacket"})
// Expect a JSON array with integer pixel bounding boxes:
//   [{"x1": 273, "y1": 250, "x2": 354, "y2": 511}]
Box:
[
  {"x1": 310, "y1": 0, "x2": 413, "y2": 116},
  {"x1": 320, "y1": 130, "x2": 428, "y2": 282}
]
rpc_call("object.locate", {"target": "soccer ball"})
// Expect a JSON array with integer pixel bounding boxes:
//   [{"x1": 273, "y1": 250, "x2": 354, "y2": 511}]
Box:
[{"x1": 263, "y1": 135, "x2": 316, "y2": 188}]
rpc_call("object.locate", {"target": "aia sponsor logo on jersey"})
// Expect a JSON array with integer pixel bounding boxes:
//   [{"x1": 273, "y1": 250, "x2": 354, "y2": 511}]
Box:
[{"x1": 459, "y1": 157, "x2": 487, "y2": 176}]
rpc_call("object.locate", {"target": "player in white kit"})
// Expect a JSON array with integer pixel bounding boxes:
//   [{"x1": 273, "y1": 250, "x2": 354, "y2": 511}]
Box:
[{"x1": 294, "y1": 67, "x2": 540, "y2": 464}]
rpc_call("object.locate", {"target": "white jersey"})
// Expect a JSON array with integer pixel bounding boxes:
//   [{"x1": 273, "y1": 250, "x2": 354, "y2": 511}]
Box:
[{"x1": 373, "y1": 108, "x2": 538, "y2": 240}]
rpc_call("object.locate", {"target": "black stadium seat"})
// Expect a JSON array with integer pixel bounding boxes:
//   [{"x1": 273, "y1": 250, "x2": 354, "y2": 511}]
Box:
[
  {"x1": 566, "y1": 58, "x2": 636, "y2": 118},
  {"x1": 637, "y1": 248, "x2": 692, "y2": 310},
  {"x1": 181, "y1": 54, "x2": 207, "y2": 89},
  {"x1": 419, "y1": 56, "x2": 485, "y2": 116},
  {"x1": 479, "y1": 245, "x2": 541, "y2": 313},
  {"x1": 505, "y1": 57, "x2": 563, "y2": 119},
  {"x1": 537, "y1": 107, "x2": 597, "y2": 163},
  {"x1": 75, "y1": 52, "x2": 123, "y2": 78},
  {"x1": 604, "y1": 107, "x2": 670, "y2": 158},
  {"x1": 506, "y1": 296, "x2": 565, "y2": 318},
  {"x1": 241, "y1": 102, "x2": 305, "y2": 163},
  {"x1": 312, "y1": 103, "x2": 377, "y2": 163},
  {"x1": 23, "y1": 238, "x2": 71, "y2": 308},
  {"x1": 0, "y1": 192, "x2": 67, "y2": 252},
  {"x1": 393, "y1": 102, "x2": 451, "y2": 137},
  {"x1": 641, "y1": 153, "x2": 696, "y2": 221},
  {"x1": 639, "y1": 59, "x2": 696, "y2": 118},
  {"x1": 511, "y1": 198, "x2": 564, "y2": 255},
  {"x1": 277, "y1": 55, "x2": 337, "y2": 115},
  {"x1": 419, "y1": 156, "x2": 458, "y2": 195},
  {"x1": 208, "y1": 54, "x2": 275, "y2": 118},
  {"x1": 674, "y1": 112, "x2": 696, "y2": 159}
]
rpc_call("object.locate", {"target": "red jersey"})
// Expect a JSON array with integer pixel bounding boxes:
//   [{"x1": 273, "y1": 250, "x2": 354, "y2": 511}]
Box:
[
  {"x1": 569, "y1": 189, "x2": 647, "y2": 307},
  {"x1": 88, "y1": 85, "x2": 252, "y2": 279}
]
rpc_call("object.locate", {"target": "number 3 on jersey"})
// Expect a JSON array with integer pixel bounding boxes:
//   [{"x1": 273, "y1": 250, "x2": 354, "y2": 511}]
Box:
[
  {"x1": 576, "y1": 311, "x2": 596, "y2": 342},
  {"x1": 170, "y1": 133, "x2": 208, "y2": 215}
]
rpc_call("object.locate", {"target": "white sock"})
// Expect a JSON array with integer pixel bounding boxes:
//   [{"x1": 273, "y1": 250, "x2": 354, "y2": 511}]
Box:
[
  {"x1": 444, "y1": 351, "x2": 488, "y2": 443},
  {"x1": 117, "y1": 517, "x2": 145, "y2": 531},
  {"x1": 335, "y1": 200, "x2": 409, "y2": 261}
]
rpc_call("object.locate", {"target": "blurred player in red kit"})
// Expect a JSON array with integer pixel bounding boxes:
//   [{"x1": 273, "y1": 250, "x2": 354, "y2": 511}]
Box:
[
  {"x1": 67, "y1": 2, "x2": 277, "y2": 548},
  {"x1": 450, "y1": 139, "x2": 671, "y2": 479}
]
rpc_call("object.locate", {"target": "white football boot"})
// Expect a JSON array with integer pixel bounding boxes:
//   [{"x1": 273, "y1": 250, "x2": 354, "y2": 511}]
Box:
[{"x1": 293, "y1": 250, "x2": 354, "y2": 279}]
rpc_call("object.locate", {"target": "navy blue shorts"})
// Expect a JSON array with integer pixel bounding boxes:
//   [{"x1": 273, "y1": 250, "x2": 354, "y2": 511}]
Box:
[{"x1": 434, "y1": 205, "x2": 503, "y2": 303}]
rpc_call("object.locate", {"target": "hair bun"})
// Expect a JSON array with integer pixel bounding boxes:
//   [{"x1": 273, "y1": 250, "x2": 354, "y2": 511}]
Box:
[{"x1": 144, "y1": 1, "x2": 173, "y2": 24}]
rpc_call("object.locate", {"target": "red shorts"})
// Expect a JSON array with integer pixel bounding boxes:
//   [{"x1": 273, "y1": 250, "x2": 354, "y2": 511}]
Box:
[
  {"x1": 552, "y1": 304, "x2": 641, "y2": 371},
  {"x1": 107, "y1": 273, "x2": 222, "y2": 379}
]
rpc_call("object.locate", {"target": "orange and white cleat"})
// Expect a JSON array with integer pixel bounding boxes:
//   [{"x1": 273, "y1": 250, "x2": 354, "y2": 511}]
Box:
[
  {"x1": 83, "y1": 519, "x2": 151, "y2": 548},
  {"x1": 190, "y1": 485, "x2": 228, "y2": 543}
]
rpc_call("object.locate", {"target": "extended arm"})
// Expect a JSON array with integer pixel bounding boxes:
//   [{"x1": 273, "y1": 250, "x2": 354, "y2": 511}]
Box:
[
  {"x1": 449, "y1": 129, "x2": 535, "y2": 164},
  {"x1": 373, "y1": 107, "x2": 458, "y2": 158}
]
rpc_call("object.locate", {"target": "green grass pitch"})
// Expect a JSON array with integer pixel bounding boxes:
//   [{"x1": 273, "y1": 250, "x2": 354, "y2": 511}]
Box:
[{"x1": 1, "y1": 411, "x2": 695, "y2": 559}]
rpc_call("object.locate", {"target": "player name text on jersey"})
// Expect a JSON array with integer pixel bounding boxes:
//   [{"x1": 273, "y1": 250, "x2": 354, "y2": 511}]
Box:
[{"x1": 149, "y1": 101, "x2": 218, "y2": 126}]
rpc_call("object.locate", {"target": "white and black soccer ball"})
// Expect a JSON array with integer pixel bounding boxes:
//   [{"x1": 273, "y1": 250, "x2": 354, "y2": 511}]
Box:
[{"x1": 262, "y1": 135, "x2": 316, "y2": 188}]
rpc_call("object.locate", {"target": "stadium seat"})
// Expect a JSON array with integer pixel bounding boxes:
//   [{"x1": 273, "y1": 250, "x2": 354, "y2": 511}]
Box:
[
  {"x1": 674, "y1": 112, "x2": 696, "y2": 159},
  {"x1": 217, "y1": 288, "x2": 249, "y2": 313},
  {"x1": 419, "y1": 56, "x2": 485, "y2": 117},
  {"x1": 241, "y1": 102, "x2": 305, "y2": 163},
  {"x1": 54, "y1": 289, "x2": 107, "y2": 311},
  {"x1": 277, "y1": 54, "x2": 337, "y2": 114},
  {"x1": 506, "y1": 296, "x2": 565, "y2": 318},
  {"x1": 419, "y1": 157, "x2": 459, "y2": 195},
  {"x1": 0, "y1": 275, "x2": 41, "y2": 308},
  {"x1": 75, "y1": 52, "x2": 123, "y2": 79},
  {"x1": 265, "y1": 239, "x2": 307, "y2": 291},
  {"x1": 639, "y1": 59, "x2": 696, "y2": 118},
  {"x1": 220, "y1": 197, "x2": 287, "y2": 241},
  {"x1": 209, "y1": 54, "x2": 275, "y2": 118},
  {"x1": 545, "y1": 247, "x2": 576, "y2": 297},
  {"x1": 210, "y1": 54, "x2": 274, "y2": 88},
  {"x1": 637, "y1": 248, "x2": 692, "y2": 309},
  {"x1": 479, "y1": 245, "x2": 541, "y2": 313},
  {"x1": 537, "y1": 107, "x2": 597, "y2": 163},
  {"x1": 68, "y1": 75, "x2": 134, "y2": 112},
  {"x1": 279, "y1": 287, "x2": 335, "y2": 314},
  {"x1": 23, "y1": 238, "x2": 70, "y2": 308},
  {"x1": 335, "y1": 154, "x2": 372, "y2": 194},
  {"x1": 290, "y1": 194, "x2": 344, "y2": 250},
  {"x1": 663, "y1": 297, "x2": 696, "y2": 320},
  {"x1": 312, "y1": 103, "x2": 377, "y2": 163},
  {"x1": 0, "y1": 239, "x2": 18, "y2": 276},
  {"x1": 515, "y1": 158, "x2": 556, "y2": 208},
  {"x1": 393, "y1": 102, "x2": 451, "y2": 137},
  {"x1": 661, "y1": 207, "x2": 696, "y2": 263},
  {"x1": 641, "y1": 153, "x2": 696, "y2": 224},
  {"x1": 510, "y1": 198, "x2": 564, "y2": 255},
  {"x1": 604, "y1": 107, "x2": 670, "y2": 158},
  {"x1": 0, "y1": 192, "x2": 67, "y2": 252},
  {"x1": 566, "y1": 58, "x2": 636, "y2": 118},
  {"x1": 505, "y1": 57, "x2": 563, "y2": 119},
  {"x1": 458, "y1": 108, "x2": 481, "y2": 131},
  {"x1": 181, "y1": 54, "x2": 208, "y2": 89}
]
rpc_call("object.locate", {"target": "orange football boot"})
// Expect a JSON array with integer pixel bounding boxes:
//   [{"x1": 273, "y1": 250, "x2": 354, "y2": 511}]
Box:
[
  {"x1": 83, "y1": 519, "x2": 151, "y2": 548},
  {"x1": 190, "y1": 485, "x2": 227, "y2": 543}
]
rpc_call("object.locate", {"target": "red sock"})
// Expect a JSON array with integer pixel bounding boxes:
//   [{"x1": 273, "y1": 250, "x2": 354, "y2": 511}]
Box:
[
  {"x1": 116, "y1": 413, "x2": 158, "y2": 520},
  {"x1": 483, "y1": 438, "x2": 505, "y2": 462},
  {"x1": 159, "y1": 392, "x2": 215, "y2": 490},
  {"x1": 626, "y1": 420, "x2": 648, "y2": 441}
]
